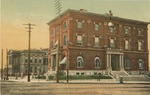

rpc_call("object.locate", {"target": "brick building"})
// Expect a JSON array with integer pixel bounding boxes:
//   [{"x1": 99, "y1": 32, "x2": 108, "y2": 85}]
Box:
[{"x1": 48, "y1": 9, "x2": 149, "y2": 75}]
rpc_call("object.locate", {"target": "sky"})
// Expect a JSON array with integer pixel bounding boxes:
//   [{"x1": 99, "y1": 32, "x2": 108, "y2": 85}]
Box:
[{"x1": 0, "y1": 0, "x2": 150, "y2": 69}]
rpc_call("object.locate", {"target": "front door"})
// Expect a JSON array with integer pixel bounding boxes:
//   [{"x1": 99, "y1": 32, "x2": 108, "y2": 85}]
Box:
[{"x1": 111, "y1": 54, "x2": 120, "y2": 70}]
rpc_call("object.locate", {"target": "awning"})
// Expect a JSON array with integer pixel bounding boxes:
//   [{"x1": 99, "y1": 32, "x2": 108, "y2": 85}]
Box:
[
  {"x1": 60, "y1": 57, "x2": 67, "y2": 64},
  {"x1": 55, "y1": 40, "x2": 58, "y2": 46}
]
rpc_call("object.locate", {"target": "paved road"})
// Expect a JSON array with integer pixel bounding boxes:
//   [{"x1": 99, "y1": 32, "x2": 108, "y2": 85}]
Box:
[{"x1": 1, "y1": 81, "x2": 150, "y2": 95}]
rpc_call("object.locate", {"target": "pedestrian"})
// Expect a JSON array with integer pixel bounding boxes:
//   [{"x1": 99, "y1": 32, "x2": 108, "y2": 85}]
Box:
[{"x1": 97, "y1": 73, "x2": 101, "y2": 81}]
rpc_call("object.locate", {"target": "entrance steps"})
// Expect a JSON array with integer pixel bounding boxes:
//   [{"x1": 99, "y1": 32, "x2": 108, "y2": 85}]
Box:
[
  {"x1": 123, "y1": 75, "x2": 150, "y2": 81},
  {"x1": 111, "y1": 71, "x2": 150, "y2": 81}
]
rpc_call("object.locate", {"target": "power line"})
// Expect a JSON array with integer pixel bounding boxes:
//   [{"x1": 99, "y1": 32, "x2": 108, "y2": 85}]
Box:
[{"x1": 23, "y1": 23, "x2": 36, "y2": 82}]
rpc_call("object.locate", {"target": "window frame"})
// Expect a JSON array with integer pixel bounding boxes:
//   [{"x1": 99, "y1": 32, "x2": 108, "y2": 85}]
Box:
[
  {"x1": 94, "y1": 57, "x2": 101, "y2": 68},
  {"x1": 76, "y1": 56, "x2": 84, "y2": 68}
]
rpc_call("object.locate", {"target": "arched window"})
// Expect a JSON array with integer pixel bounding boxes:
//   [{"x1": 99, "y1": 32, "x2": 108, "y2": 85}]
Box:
[
  {"x1": 94, "y1": 57, "x2": 101, "y2": 68},
  {"x1": 77, "y1": 56, "x2": 84, "y2": 68},
  {"x1": 138, "y1": 59, "x2": 144, "y2": 69},
  {"x1": 124, "y1": 57, "x2": 131, "y2": 69}
]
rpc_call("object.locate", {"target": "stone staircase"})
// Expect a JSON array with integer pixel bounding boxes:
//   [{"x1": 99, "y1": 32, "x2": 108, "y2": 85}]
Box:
[
  {"x1": 111, "y1": 71, "x2": 150, "y2": 81},
  {"x1": 123, "y1": 75, "x2": 150, "y2": 81}
]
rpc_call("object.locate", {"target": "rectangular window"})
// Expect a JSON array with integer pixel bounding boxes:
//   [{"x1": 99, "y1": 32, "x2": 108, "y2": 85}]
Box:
[
  {"x1": 109, "y1": 27, "x2": 114, "y2": 32},
  {"x1": 51, "y1": 41, "x2": 54, "y2": 48},
  {"x1": 95, "y1": 24, "x2": 99, "y2": 31},
  {"x1": 25, "y1": 57, "x2": 28, "y2": 63},
  {"x1": 64, "y1": 35, "x2": 67, "y2": 45},
  {"x1": 39, "y1": 59, "x2": 41, "y2": 63},
  {"x1": 95, "y1": 37, "x2": 100, "y2": 47},
  {"x1": 125, "y1": 40, "x2": 129, "y2": 50},
  {"x1": 63, "y1": 22, "x2": 67, "y2": 29},
  {"x1": 125, "y1": 28, "x2": 129, "y2": 35},
  {"x1": 138, "y1": 30, "x2": 142, "y2": 36},
  {"x1": 30, "y1": 67, "x2": 32, "y2": 73},
  {"x1": 77, "y1": 21, "x2": 83, "y2": 29},
  {"x1": 51, "y1": 29, "x2": 54, "y2": 35},
  {"x1": 77, "y1": 35, "x2": 83, "y2": 45},
  {"x1": 110, "y1": 38, "x2": 115, "y2": 48},
  {"x1": 35, "y1": 67, "x2": 37, "y2": 73},
  {"x1": 30, "y1": 57, "x2": 32, "y2": 63},
  {"x1": 138, "y1": 41, "x2": 144, "y2": 50},
  {"x1": 35, "y1": 59, "x2": 37, "y2": 63}
]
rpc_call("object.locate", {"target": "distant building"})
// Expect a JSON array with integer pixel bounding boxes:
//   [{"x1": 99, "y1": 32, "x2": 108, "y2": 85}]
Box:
[
  {"x1": 8, "y1": 49, "x2": 48, "y2": 75},
  {"x1": 48, "y1": 9, "x2": 149, "y2": 75}
]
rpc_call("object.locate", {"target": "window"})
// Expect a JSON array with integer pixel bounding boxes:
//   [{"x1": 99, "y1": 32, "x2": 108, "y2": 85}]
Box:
[
  {"x1": 51, "y1": 41, "x2": 54, "y2": 48},
  {"x1": 138, "y1": 29, "x2": 143, "y2": 36},
  {"x1": 25, "y1": 57, "x2": 28, "y2": 63},
  {"x1": 95, "y1": 37, "x2": 100, "y2": 47},
  {"x1": 110, "y1": 38, "x2": 115, "y2": 48},
  {"x1": 25, "y1": 67, "x2": 28, "y2": 73},
  {"x1": 30, "y1": 67, "x2": 32, "y2": 73},
  {"x1": 51, "y1": 29, "x2": 54, "y2": 35},
  {"x1": 63, "y1": 22, "x2": 67, "y2": 29},
  {"x1": 77, "y1": 21, "x2": 83, "y2": 29},
  {"x1": 109, "y1": 27, "x2": 114, "y2": 32},
  {"x1": 125, "y1": 40, "x2": 130, "y2": 50},
  {"x1": 30, "y1": 57, "x2": 32, "y2": 63},
  {"x1": 35, "y1": 58, "x2": 37, "y2": 63},
  {"x1": 138, "y1": 41, "x2": 144, "y2": 50},
  {"x1": 124, "y1": 58, "x2": 131, "y2": 69},
  {"x1": 77, "y1": 35, "x2": 83, "y2": 45},
  {"x1": 64, "y1": 35, "x2": 67, "y2": 45},
  {"x1": 77, "y1": 56, "x2": 84, "y2": 68},
  {"x1": 95, "y1": 24, "x2": 99, "y2": 31},
  {"x1": 39, "y1": 57, "x2": 42, "y2": 63},
  {"x1": 125, "y1": 28, "x2": 129, "y2": 35},
  {"x1": 94, "y1": 57, "x2": 101, "y2": 68},
  {"x1": 138, "y1": 59, "x2": 144, "y2": 69},
  {"x1": 35, "y1": 67, "x2": 37, "y2": 73}
]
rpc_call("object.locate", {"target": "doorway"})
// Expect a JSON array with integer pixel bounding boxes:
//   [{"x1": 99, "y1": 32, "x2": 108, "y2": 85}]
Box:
[{"x1": 111, "y1": 54, "x2": 120, "y2": 71}]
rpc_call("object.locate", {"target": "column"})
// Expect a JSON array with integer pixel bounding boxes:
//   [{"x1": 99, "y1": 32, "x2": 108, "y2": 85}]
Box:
[
  {"x1": 106, "y1": 54, "x2": 109, "y2": 68},
  {"x1": 120, "y1": 54, "x2": 124, "y2": 71},
  {"x1": 50, "y1": 55, "x2": 53, "y2": 70},
  {"x1": 109, "y1": 54, "x2": 111, "y2": 69},
  {"x1": 121, "y1": 54, "x2": 124, "y2": 71},
  {"x1": 119, "y1": 54, "x2": 122, "y2": 69}
]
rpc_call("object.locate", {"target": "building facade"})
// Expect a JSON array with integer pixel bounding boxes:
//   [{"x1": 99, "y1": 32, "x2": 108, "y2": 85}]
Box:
[
  {"x1": 48, "y1": 9, "x2": 149, "y2": 75},
  {"x1": 8, "y1": 49, "x2": 48, "y2": 75}
]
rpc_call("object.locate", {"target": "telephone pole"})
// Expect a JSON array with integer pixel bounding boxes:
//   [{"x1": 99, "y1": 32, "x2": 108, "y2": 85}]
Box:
[
  {"x1": 54, "y1": 0, "x2": 62, "y2": 83},
  {"x1": 23, "y1": 23, "x2": 36, "y2": 82},
  {"x1": 6, "y1": 49, "x2": 9, "y2": 80},
  {"x1": 1, "y1": 49, "x2": 3, "y2": 80}
]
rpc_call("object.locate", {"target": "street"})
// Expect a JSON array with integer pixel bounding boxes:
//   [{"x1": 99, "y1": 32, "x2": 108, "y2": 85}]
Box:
[{"x1": 1, "y1": 81, "x2": 150, "y2": 95}]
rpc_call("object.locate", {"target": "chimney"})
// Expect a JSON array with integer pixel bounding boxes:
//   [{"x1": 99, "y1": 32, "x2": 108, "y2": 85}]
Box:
[{"x1": 79, "y1": 9, "x2": 87, "y2": 13}]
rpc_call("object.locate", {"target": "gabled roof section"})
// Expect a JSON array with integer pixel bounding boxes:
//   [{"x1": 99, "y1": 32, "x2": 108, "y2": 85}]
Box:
[{"x1": 47, "y1": 9, "x2": 150, "y2": 26}]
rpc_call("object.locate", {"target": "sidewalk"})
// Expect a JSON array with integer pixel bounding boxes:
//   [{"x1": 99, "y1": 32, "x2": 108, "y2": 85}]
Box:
[{"x1": 4, "y1": 76, "x2": 150, "y2": 84}]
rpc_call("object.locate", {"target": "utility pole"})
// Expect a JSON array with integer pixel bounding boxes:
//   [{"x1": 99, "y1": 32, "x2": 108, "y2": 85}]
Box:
[
  {"x1": 23, "y1": 23, "x2": 36, "y2": 82},
  {"x1": 1, "y1": 49, "x2": 3, "y2": 80},
  {"x1": 54, "y1": 0, "x2": 62, "y2": 83},
  {"x1": 6, "y1": 49, "x2": 9, "y2": 80}
]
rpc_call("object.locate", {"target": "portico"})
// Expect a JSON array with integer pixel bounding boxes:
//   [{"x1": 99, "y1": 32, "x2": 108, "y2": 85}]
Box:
[{"x1": 106, "y1": 48, "x2": 124, "y2": 71}]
